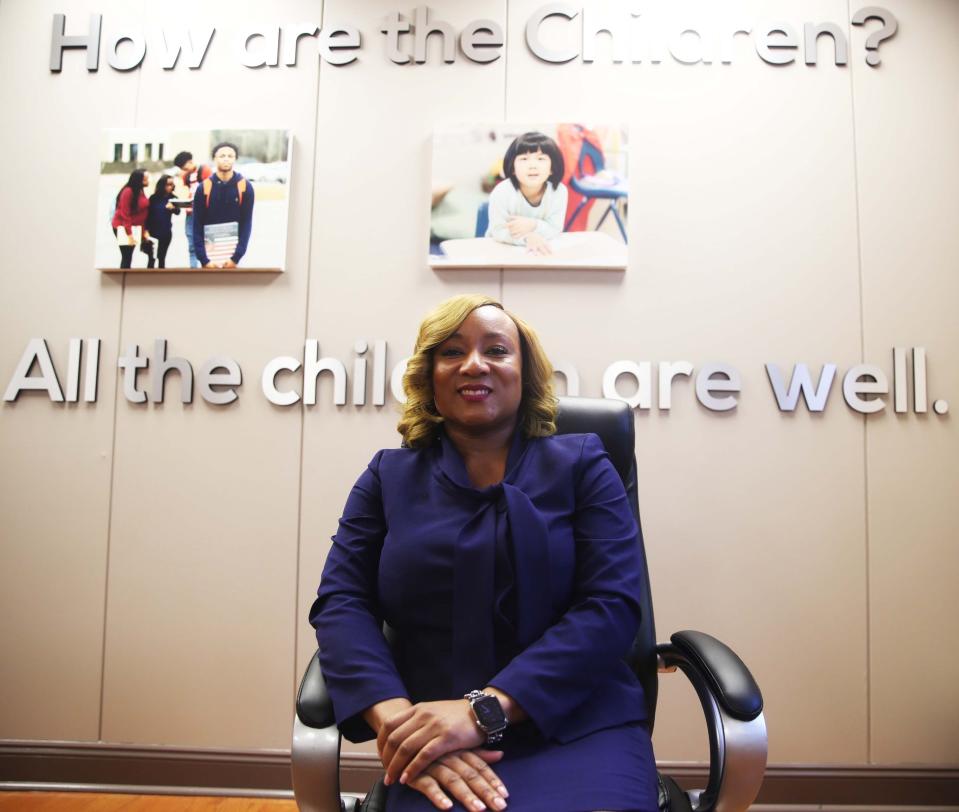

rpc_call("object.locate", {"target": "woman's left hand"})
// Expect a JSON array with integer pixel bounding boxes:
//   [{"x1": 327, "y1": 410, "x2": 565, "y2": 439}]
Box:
[{"x1": 378, "y1": 699, "x2": 485, "y2": 786}]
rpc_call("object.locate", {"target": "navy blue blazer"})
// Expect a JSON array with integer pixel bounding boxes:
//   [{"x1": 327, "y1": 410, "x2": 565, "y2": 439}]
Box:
[{"x1": 310, "y1": 430, "x2": 648, "y2": 744}]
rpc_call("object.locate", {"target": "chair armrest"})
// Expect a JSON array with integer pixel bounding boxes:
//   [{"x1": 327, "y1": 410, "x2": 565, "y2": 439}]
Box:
[
  {"x1": 668, "y1": 630, "x2": 763, "y2": 721},
  {"x1": 657, "y1": 632, "x2": 767, "y2": 812},
  {"x1": 297, "y1": 649, "x2": 336, "y2": 728},
  {"x1": 292, "y1": 649, "x2": 344, "y2": 812}
]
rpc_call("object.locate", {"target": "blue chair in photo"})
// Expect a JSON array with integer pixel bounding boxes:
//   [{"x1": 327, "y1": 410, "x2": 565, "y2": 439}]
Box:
[
  {"x1": 565, "y1": 139, "x2": 629, "y2": 243},
  {"x1": 475, "y1": 200, "x2": 490, "y2": 238}
]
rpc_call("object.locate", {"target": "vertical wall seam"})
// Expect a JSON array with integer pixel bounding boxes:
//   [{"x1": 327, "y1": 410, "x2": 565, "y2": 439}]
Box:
[
  {"x1": 98, "y1": 33, "x2": 145, "y2": 739},
  {"x1": 503, "y1": 0, "x2": 509, "y2": 121},
  {"x1": 97, "y1": 272, "x2": 126, "y2": 743},
  {"x1": 292, "y1": 0, "x2": 327, "y2": 700},
  {"x1": 500, "y1": 0, "x2": 509, "y2": 301},
  {"x1": 846, "y1": 0, "x2": 872, "y2": 764}
]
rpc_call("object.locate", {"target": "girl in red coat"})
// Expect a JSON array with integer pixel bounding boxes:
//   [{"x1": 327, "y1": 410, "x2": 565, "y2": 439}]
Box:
[{"x1": 111, "y1": 169, "x2": 151, "y2": 268}]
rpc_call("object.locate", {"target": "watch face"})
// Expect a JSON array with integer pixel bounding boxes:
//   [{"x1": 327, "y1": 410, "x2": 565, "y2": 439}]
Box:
[{"x1": 473, "y1": 695, "x2": 506, "y2": 729}]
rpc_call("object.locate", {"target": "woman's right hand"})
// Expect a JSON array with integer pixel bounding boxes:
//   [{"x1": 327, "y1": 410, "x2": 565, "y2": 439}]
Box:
[
  {"x1": 365, "y1": 699, "x2": 509, "y2": 809},
  {"x1": 364, "y1": 697, "x2": 413, "y2": 736},
  {"x1": 407, "y1": 749, "x2": 508, "y2": 811}
]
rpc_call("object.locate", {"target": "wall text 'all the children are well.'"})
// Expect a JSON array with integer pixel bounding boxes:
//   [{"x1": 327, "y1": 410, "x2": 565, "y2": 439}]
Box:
[{"x1": 2, "y1": 338, "x2": 949, "y2": 418}]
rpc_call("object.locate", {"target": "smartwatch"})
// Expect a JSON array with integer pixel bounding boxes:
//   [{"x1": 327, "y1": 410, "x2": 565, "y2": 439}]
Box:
[{"x1": 464, "y1": 690, "x2": 508, "y2": 745}]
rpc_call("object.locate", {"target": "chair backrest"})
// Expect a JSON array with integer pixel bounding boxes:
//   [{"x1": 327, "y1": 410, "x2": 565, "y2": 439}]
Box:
[
  {"x1": 576, "y1": 139, "x2": 606, "y2": 177},
  {"x1": 554, "y1": 396, "x2": 659, "y2": 727}
]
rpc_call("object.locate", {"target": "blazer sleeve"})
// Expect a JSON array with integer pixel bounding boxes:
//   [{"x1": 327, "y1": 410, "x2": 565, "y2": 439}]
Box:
[
  {"x1": 488, "y1": 434, "x2": 643, "y2": 739},
  {"x1": 309, "y1": 451, "x2": 410, "y2": 742}
]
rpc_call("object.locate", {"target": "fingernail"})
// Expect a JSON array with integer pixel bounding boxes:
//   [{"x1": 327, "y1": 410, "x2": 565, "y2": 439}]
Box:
[
  {"x1": 498, "y1": 786, "x2": 509, "y2": 798},
  {"x1": 383, "y1": 776, "x2": 392, "y2": 786},
  {"x1": 441, "y1": 800, "x2": 452, "y2": 810},
  {"x1": 472, "y1": 801, "x2": 485, "y2": 811},
  {"x1": 493, "y1": 797, "x2": 507, "y2": 809},
  {"x1": 399, "y1": 772, "x2": 408, "y2": 785}
]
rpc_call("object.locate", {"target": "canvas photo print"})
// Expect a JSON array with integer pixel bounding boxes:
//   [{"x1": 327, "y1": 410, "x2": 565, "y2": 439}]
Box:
[
  {"x1": 429, "y1": 123, "x2": 629, "y2": 270},
  {"x1": 95, "y1": 128, "x2": 292, "y2": 271}
]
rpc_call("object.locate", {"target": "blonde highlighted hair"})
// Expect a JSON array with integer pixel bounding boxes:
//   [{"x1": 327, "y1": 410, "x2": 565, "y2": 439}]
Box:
[{"x1": 397, "y1": 294, "x2": 559, "y2": 448}]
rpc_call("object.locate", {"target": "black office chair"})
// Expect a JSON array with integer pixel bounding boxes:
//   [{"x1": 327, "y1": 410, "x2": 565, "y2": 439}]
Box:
[{"x1": 292, "y1": 397, "x2": 767, "y2": 812}]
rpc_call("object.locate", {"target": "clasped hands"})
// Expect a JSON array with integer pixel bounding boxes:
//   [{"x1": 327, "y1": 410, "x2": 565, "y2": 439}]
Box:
[{"x1": 368, "y1": 697, "x2": 509, "y2": 811}]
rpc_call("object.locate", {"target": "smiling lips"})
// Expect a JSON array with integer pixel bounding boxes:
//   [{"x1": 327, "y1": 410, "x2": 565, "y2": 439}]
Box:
[{"x1": 458, "y1": 385, "x2": 492, "y2": 401}]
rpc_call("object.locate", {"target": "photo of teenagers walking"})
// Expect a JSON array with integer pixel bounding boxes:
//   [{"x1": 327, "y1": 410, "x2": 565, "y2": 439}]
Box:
[{"x1": 95, "y1": 128, "x2": 292, "y2": 271}]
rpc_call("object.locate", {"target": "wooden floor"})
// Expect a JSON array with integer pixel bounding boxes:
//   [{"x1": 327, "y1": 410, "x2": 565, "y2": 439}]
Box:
[{"x1": 0, "y1": 793, "x2": 298, "y2": 811}]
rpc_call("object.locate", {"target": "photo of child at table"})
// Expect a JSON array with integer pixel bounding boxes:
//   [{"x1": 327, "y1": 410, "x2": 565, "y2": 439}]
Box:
[{"x1": 486, "y1": 131, "x2": 568, "y2": 256}]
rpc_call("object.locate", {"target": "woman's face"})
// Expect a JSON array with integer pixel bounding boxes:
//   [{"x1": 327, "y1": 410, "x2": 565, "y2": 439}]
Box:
[
  {"x1": 431, "y1": 306, "x2": 523, "y2": 437},
  {"x1": 165, "y1": 179, "x2": 175, "y2": 193},
  {"x1": 142, "y1": 172, "x2": 150, "y2": 187},
  {"x1": 513, "y1": 149, "x2": 551, "y2": 189}
]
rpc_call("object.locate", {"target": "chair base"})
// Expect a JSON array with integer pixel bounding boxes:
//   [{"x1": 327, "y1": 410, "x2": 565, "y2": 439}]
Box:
[{"x1": 658, "y1": 773, "x2": 694, "y2": 812}]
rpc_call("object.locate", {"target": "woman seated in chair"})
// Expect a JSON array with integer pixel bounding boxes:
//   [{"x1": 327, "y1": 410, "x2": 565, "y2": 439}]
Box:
[{"x1": 310, "y1": 294, "x2": 657, "y2": 812}]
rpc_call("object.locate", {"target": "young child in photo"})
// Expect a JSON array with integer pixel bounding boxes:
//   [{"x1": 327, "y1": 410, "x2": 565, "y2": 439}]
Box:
[{"x1": 486, "y1": 131, "x2": 568, "y2": 256}]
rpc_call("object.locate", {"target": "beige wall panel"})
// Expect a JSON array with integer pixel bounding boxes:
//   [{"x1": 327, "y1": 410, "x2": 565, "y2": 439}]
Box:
[
  {"x1": 0, "y1": 0, "x2": 136, "y2": 740},
  {"x1": 2, "y1": 0, "x2": 955, "y2": 773},
  {"x1": 99, "y1": 0, "x2": 321, "y2": 748},
  {"x1": 503, "y1": 0, "x2": 868, "y2": 763},
  {"x1": 295, "y1": 0, "x2": 507, "y2": 755},
  {"x1": 850, "y1": 0, "x2": 959, "y2": 765}
]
